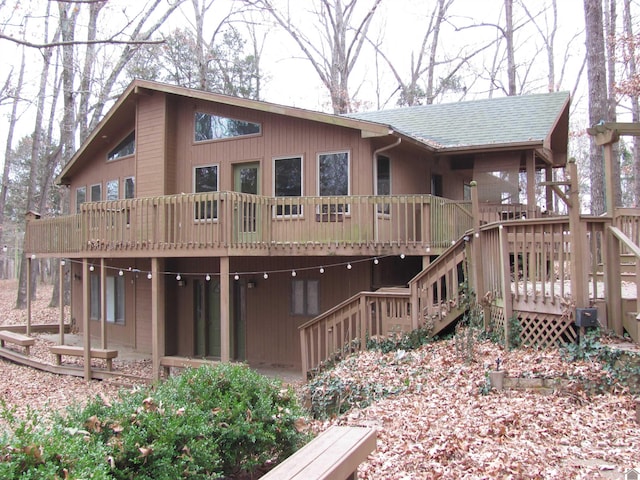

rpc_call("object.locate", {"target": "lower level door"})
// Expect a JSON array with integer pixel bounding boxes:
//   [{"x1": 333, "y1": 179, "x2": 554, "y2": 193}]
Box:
[{"x1": 194, "y1": 279, "x2": 221, "y2": 358}]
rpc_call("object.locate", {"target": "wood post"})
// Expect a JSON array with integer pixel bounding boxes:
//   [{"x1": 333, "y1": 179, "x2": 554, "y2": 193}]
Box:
[
  {"x1": 568, "y1": 159, "x2": 588, "y2": 308},
  {"x1": 100, "y1": 258, "x2": 107, "y2": 349},
  {"x1": 26, "y1": 256, "x2": 31, "y2": 336},
  {"x1": 603, "y1": 143, "x2": 623, "y2": 334},
  {"x1": 59, "y1": 260, "x2": 65, "y2": 345},
  {"x1": 220, "y1": 256, "x2": 230, "y2": 363},
  {"x1": 499, "y1": 225, "x2": 513, "y2": 348},
  {"x1": 526, "y1": 151, "x2": 536, "y2": 218},
  {"x1": 151, "y1": 258, "x2": 165, "y2": 380},
  {"x1": 470, "y1": 181, "x2": 488, "y2": 329},
  {"x1": 82, "y1": 258, "x2": 91, "y2": 381}
]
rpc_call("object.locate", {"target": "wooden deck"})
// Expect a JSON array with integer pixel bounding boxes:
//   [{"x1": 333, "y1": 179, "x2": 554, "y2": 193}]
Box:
[{"x1": 24, "y1": 192, "x2": 473, "y2": 258}]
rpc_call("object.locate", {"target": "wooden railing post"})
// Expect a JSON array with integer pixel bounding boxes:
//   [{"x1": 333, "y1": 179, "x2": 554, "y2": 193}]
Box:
[
  {"x1": 470, "y1": 181, "x2": 489, "y2": 330},
  {"x1": 498, "y1": 225, "x2": 513, "y2": 348},
  {"x1": 604, "y1": 143, "x2": 623, "y2": 334},
  {"x1": 568, "y1": 159, "x2": 588, "y2": 308}
]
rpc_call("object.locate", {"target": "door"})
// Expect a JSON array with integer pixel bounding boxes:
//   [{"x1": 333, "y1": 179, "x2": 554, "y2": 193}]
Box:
[
  {"x1": 194, "y1": 279, "x2": 221, "y2": 358},
  {"x1": 233, "y1": 162, "x2": 260, "y2": 242}
]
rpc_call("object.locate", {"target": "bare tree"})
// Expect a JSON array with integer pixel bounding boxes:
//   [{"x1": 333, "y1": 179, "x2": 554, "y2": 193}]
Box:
[
  {"x1": 603, "y1": 0, "x2": 620, "y2": 207},
  {"x1": 584, "y1": 0, "x2": 608, "y2": 215},
  {"x1": 622, "y1": 0, "x2": 640, "y2": 206},
  {"x1": 243, "y1": 0, "x2": 382, "y2": 113}
]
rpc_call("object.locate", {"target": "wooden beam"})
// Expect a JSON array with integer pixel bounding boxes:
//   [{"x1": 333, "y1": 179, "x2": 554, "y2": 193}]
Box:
[
  {"x1": 82, "y1": 258, "x2": 91, "y2": 381},
  {"x1": 59, "y1": 260, "x2": 65, "y2": 345},
  {"x1": 151, "y1": 258, "x2": 165, "y2": 380},
  {"x1": 26, "y1": 256, "x2": 31, "y2": 336},
  {"x1": 604, "y1": 143, "x2": 616, "y2": 216},
  {"x1": 526, "y1": 151, "x2": 536, "y2": 218},
  {"x1": 568, "y1": 160, "x2": 587, "y2": 307},
  {"x1": 100, "y1": 258, "x2": 107, "y2": 349},
  {"x1": 220, "y1": 256, "x2": 230, "y2": 363}
]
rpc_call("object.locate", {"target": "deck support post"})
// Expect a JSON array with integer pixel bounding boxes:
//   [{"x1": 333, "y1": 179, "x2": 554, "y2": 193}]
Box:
[
  {"x1": 604, "y1": 143, "x2": 623, "y2": 334},
  {"x1": 526, "y1": 151, "x2": 536, "y2": 219},
  {"x1": 151, "y1": 258, "x2": 165, "y2": 380},
  {"x1": 100, "y1": 258, "x2": 107, "y2": 349},
  {"x1": 470, "y1": 181, "x2": 488, "y2": 330},
  {"x1": 26, "y1": 256, "x2": 32, "y2": 336},
  {"x1": 499, "y1": 225, "x2": 513, "y2": 348},
  {"x1": 59, "y1": 259, "x2": 65, "y2": 345},
  {"x1": 568, "y1": 159, "x2": 588, "y2": 309},
  {"x1": 82, "y1": 258, "x2": 91, "y2": 381},
  {"x1": 220, "y1": 256, "x2": 230, "y2": 363}
]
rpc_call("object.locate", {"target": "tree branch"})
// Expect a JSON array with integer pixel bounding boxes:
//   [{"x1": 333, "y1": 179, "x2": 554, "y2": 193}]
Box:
[{"x1": 0, "y1": 33, "x2": 165, "y2": 49}]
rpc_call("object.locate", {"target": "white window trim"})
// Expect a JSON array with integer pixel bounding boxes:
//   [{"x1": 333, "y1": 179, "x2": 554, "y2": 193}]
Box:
[
  {"x1": 124, "y1": 176, "x2": 135, "y2": 199},
  {"x1": 193, "y1": 164, "x2": 220, "y2": 222},
  {"x1": 273, "y1": 155, "x2": 304, "y2": 218}
]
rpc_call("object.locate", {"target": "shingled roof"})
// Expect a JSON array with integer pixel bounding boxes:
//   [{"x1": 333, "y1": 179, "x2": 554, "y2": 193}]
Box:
[{"x1": 346, "y1": 91, "x2": 570, "y2": 151}]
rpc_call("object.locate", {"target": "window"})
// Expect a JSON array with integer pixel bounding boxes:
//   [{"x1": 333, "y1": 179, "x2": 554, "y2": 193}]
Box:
[
  {"x1": 108, "y1": 131, "x2": 135, "y2": 161},
  {"x1": 318, "y1": 151, "x2": 349, "y2": 214},
  {"x1": 194, "y1": 165, "x2": 219, "y2": 220},
  {"x1": 91, "y1": 183, "x2": 102, "y2": 202},
  {"x1": 291, "y1": 279, "x2": 319, "y2": 316},
  {"x1": 106, "y1": 180, "x2": 119, "y2": 201},
  {"x1": 194, "y1": 113, "x2": 261, "y2": 142},
  {"x1": 274, "y1": 156, "x2": 303, "y2": 216},
  {"x1": 376, "y1": 155, "x2": 391, "y2": 214},
  {"x1": 124, "y1": 177, "x2": 135, "y2": 199},
  {"x1": 76, "y1": 186, "x2": 86, "y2": 213},
  {"x1": 463, "y1": 183, "x2": 472, "y2": 201},
  {"x1": 90, "y1": 273, "x2": 125, "y2": 324}
]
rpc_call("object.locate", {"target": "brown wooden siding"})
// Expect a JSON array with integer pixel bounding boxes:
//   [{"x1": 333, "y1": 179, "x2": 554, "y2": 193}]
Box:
[{"x1": 136, "y1": 94, "x2": 167, "y2": 197}]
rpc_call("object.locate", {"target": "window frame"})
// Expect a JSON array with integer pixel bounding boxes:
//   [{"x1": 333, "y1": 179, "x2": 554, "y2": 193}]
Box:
[
  {"x1": 317, "y1": 150, "x2": 350, "y2": 215},
  {"x1": 90, "y1": 183, "x2": 102, "y2": 202},
  {"x1": 194, "y1": 112, "x2": 261, "y2": 143},
  {"x1": 107, "y1": 131, "x2": 135, "y2": 161},
  {"x1": 89, "y1": 272, "x2": 126, "y2": 325},
  {"x1": 124, "y1": 177, "x2": 135, "y2": 199},
  {"x1": 194, "y1": 164, "x2": 220, "y2": 221},
  {"x1": 76, "y1": 186, "x2": 86, "y2": 213},
  {"x1": 273, "y1": 155, "x2": 304, "y2": 218},
  {"x1": 106, "y1": 179, "x2": 119, "y2": 201},
  {"x1": 291, "y1": 278, "x2": 320, "y2": 316},
  {"x1": 375, "y1": 155, "x2": 391, "y2": 215}
]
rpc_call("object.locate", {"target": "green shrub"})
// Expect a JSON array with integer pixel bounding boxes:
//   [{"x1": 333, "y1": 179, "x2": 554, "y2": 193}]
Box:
[{"x1": 0, "y1": 364, "x2": 308, "y2": 479}]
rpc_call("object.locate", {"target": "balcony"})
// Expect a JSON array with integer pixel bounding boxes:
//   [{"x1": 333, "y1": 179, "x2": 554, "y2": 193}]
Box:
[{"x1": 25, "y1": 192, "x2": 474, "y2": 258}]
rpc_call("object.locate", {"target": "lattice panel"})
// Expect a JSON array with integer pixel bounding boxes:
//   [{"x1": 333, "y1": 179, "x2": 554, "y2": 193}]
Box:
[
  {"x1": 489, "y1": 305, "x2": 505, "y2": 334},
  {"x1": 518, "y1": 312, "x2": 577, "y2": 347}
]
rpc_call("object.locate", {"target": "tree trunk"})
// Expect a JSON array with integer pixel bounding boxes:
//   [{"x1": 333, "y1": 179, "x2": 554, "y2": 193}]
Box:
[
  {"x1": 623, "y1": 0, "x2": 640, "y2": 206},
  {"x1": 584, "y1": 0, "x2": 608, "y2": 215},
  {"x1": 604, "y1": 0, "x2": 620, "y2": 207},
  {"x1": 505, "y1": 0, "x2": 516, "y2": 95}
]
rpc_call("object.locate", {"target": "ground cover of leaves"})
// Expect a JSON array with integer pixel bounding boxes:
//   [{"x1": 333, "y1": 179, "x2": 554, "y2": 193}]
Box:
[{"x1": 1, "y1": 279, "x2": 639, "y2": 478}]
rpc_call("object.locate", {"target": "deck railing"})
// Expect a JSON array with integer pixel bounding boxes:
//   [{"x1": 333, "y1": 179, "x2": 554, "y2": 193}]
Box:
[
  {"x1": 25, "y1": 192, "x2": 475, "y2": 256},
  {"x1": 299, "y1": 290, "x2": 411, "y2": 375}
]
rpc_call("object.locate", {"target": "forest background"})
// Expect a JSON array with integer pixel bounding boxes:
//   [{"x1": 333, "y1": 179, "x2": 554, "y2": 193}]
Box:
[{"x1": 0, "y1": 0, "x2": 636, "y2": 307}]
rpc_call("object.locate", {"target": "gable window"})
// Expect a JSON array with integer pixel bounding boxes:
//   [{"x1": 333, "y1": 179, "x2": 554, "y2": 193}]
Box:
[
  {"x1": 76, "y1": 186, "x2": 86, "y2": 213},
  {"x1": 274, "y1": 156, "x2": 303, "y2": 217},
  {"x1": 376, "y1": 155, "x2": 391, "y2": 214},
  {"x1": 90, "y1": 272, "x2": 125, "y2": 324},
  {"x1": 91, "y1": 183, "x2": 102, "y2": 202},
  {"x1": 194, "y1": 165, "x2": 219, "y2": 220},
  {"x1": 318, "y1": 151, "x2": 349, "y2": 214},
  {"x1": 194, "y1": 113, "x2": 261, "y2": 142},
  {"x1": 107, "y1": 131, "x2": 135, "y2": 161},
  {"x1": 106, "y1": 180, "x2": 119, "y2": 201},
  {"x1": 291, "y1": 279, "x2": 319, "y2": 316}
]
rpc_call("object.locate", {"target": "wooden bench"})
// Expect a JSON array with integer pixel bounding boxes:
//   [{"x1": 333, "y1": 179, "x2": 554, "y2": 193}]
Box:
[
  {"x1": 0, "y1": 331, "x2": 36, "y2": 355},
  {"x1": 49, "y1": 345, "x2": 118, "y2": 371},
  {"x1": 262, "y1": 425, "x2": 376, "y2": 480}
]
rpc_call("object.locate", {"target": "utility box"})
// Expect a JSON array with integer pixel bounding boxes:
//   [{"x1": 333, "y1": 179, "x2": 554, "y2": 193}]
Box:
[{"x1": 575, "y1": 307, "x2": 598, "y2": 328}]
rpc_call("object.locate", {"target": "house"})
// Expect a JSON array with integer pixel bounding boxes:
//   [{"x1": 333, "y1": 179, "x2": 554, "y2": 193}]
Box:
[{"x1": 24, "y1": 80, "x2": 575, "y2": 380}]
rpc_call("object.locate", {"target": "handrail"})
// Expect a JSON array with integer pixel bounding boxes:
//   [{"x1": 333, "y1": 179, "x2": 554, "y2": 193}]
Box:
[{"x1": 609, "y1": 226, "x2": 640, "y2": 259}]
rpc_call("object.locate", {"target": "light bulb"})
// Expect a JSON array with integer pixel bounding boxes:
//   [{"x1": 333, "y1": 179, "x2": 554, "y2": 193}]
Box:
[
  {"x1": 89, "y1": 265, "x2": 95, "y2": 272},
  {"x1": 205, "y1": 274, "x2": 211, "y2": 281},
  {"x1": 347, "y1": 263, "x2": 352, "y2": 270},
  {"x1": 319, "y1": 267, "x2": 325, "y2": 274},
  {"x1": 118, "y1": 270, "x2": 124, "y2": 276},
  {"x1": 176, "y1": 274, "x2": 181, "y2": 281},
  {"x1": 234, "y1": 273, "x2": 240, "y2": 281},
  {"x1": 263, "y1": 272, "x2": 268, "y2": 279},
  {"x1": 291, "y1": 270, "x2": 297, "y2": 277},
  {"x1": 147, "y1": 272, "x2": 152, "y2": 280},
  {"x1": 373, "y1": 258, "x2": 379, "y2": 265},
  {"x1": 400, "y1": 253, "x2": 405, "y2": 259}
]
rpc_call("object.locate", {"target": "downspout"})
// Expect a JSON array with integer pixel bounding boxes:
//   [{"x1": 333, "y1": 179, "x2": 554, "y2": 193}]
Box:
[{"x1": 372, "y1": 136, "x2": 402, "y2": 246}]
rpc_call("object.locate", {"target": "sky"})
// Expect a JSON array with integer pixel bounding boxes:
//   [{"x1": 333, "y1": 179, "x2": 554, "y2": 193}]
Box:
[{"x1": 0, "y1": 0, "x2": 600, "y2": 173}]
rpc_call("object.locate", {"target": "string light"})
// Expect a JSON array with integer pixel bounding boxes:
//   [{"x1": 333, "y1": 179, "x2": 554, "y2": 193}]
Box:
[
  {"x1": 147, "y1": 272, "x2": 152, "y2": 280},
  {"x1": 60, "y1": 260, "x2": 66, "y2": 266},
  {"x1": 346, "y1": 263, "x2": 352, "y2": 270},
  {"x1": 118, "y1": 270, "x2": 124, "y2": 276},
  {"x1": 373, "y1": 258, "x2": 379, "y2": 265},
  {"x1": 234, "y1": 273, "x2": 240, "y2": 281},
  {"x1": 89, "y1": 265, "x2": 95, "y2": 272},
  {"x1": 263, "y1": 272, "x2": 268, "y2": 279},
  {"x1": 319, "y1": 267, "x2": 325, "y2": 274},
  {"x1": 205, "y1": 274, "x2": 211, "y2": 281},
  {"x1": 400, "y1": 253, "x2": 405, "y2": 259},
  {"x1": 176, "y1": 274, "x2": 181, "y2": 281},
  {"x1": 291, "y1": 270, "x2": 297, "y2": 277}
]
